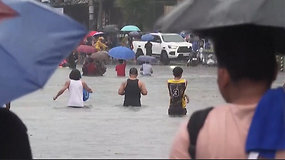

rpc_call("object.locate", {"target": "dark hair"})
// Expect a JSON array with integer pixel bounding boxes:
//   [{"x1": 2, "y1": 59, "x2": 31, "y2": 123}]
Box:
[
  {"x1": 129, "y1": 67, "x2": 138, "y2": 75},
  {"x1": 118, "y1": 59, "x2": 124, "y2": 64},
  {"x1": 69, "y1": 69, "x2": 81, "y2": 80},
  {"x1": 205, "y1": 25, "x2": 277, "y2": 84},
  {"x1": 0, "y1": 108, "x2": 32, "y2": 159},
  {"x1": 87, "y1": 37, "x2": 93, "y2": 42},
  {"x1": 173, "y1": 67, "x2": 183, "y2": 77}
]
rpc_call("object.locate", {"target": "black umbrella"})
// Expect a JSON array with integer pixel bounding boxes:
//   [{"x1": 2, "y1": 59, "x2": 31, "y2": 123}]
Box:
[
  {"x1": 155, "y1": 0, "x2": 285, "y2": 54},
  {"x1": 156, "y1": 0, "x2": 285, "y2": 32},
  {"x1": 103, "y1": 24, "x2": 119, "y2": 33}
]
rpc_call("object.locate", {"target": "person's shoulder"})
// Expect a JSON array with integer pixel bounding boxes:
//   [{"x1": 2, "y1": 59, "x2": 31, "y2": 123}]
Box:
[
  {"x1": 65, "y1": 80, "x2": 71, "y2": 84},
  {"x1": 206, "y1": 104, "x2": 233, "y2": 119},
  {"x1": 138, "y1": 79, "x2": 145, "y2": 84},
  {"x1": 167, "y1": 78, "x2": 174, "y2": 83}
]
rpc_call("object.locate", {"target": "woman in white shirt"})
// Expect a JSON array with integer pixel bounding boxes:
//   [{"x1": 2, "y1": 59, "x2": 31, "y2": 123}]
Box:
[{"x1": 53, "y1": 69, "x2": 93, "y2": 108}]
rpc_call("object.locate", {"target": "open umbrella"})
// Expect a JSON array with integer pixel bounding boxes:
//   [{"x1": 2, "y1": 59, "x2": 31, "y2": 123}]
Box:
[
  {"x1": 86, "y1": 31, "x2": 97, "y2": 37},
  {"x1": 108, "y1": 46, "x2": 135, "y2": 60},
  {"x1": 76, "y1": 45, "x2": 96, "y2": 54},
  {"x1": 121, "y1": 25, "x2": 141, "y2": 32},
  {"x1": 94, "y1": 31, "x2": 104, "y2": 36},
  {"x1": 0, "y1": 0, "x2": 87, "y2": 106},
  {"x1": 156, "y1": 0, "x2": 285, "y2": 32},
  {"x1": 155, "y1": 0, "x2": 285, "y2": 54},
  {"x1": 129, "y1": 31, "x2": 140, "y2": 37},
  {"x1": 103, "y1": 24, "x2": 119, "y2": 33},
  {"x1": 90, "y1": 51, "x2": 110, "y2": 62},
  {"x1": 137, "y1": 55, "x2": 157, "y2": 64},
  {"x1": 141, "y1": 34, "x2": 154, "y2": 41}
]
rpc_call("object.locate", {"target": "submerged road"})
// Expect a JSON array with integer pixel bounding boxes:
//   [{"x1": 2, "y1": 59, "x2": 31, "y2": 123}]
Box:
[{"x1": 11, "y1": 64, "x2": 285, "y2": 158}]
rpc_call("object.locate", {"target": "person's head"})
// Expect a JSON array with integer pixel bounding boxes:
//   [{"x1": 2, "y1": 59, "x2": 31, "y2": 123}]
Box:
[
  {"x1": 144, "y1": 61, "x2": 150, "y2": 64},
  {"x1": 99, "y1": 37, "x2": 104, "y2": 41},
  {"x1": 205, "y1": 25, "x2": 278, "y2": 102},
  {"x1": 173, "y1": 67, "x2": 183, "y2": 78},
  {"x1": 69, "y1": 69, "x2": 81, "y2": 80},
  {"x1": 118, "y1": 59, "x2": 124, "y2": 64},
  {"x1": 129, "y1": 67, "x2": 138, "y2": 77},
  {"x1": 0, "y1": 108, "x2": 32, "y2": 159},
  {"x1": 87, "y1": 37, "x2": 93, "y2": 43}
]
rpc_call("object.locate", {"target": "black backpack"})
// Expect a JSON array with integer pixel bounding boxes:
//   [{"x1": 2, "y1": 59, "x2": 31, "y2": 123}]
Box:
[{"x1": 187, "y1": 107, "x2": 214, "y2": 159}]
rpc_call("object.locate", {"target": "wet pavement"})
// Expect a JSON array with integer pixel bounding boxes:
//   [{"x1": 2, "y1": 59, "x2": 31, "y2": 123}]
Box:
[{"x1": 11, "y1": 63, "x2": 285, "y2": 158}]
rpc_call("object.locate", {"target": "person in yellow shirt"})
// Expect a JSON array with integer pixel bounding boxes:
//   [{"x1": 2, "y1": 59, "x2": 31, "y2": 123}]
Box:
[
  {"x1": 167, "y1": 67, "x2": 189, "y2": 116},
  {"x1": 93, "y1": 37, "x2": 107, "y2": 51}
]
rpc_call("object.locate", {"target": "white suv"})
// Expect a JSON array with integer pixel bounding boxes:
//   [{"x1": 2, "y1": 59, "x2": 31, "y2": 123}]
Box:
[{"x1": 132, "y1": 33, "x2": 192, "y2": 64}]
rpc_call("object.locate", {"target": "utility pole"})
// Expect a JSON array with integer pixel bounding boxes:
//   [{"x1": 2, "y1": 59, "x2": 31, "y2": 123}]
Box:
[
  {"x1": 89, "y1": 0, "x2": 96, "y2": 30},
  {"x1": 97, "y1": 0, "x2": 103, "y2": 30}
]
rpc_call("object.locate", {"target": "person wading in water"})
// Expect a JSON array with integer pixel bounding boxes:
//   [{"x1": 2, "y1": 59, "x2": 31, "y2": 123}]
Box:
[{"x1": 118, "y1": 68, "x2": 148, "y2": 106}]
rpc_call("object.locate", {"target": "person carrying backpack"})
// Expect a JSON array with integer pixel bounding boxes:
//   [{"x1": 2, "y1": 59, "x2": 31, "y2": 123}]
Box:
[{"x1": 170, "y1": 26, "x2": 285, "y2": 159}]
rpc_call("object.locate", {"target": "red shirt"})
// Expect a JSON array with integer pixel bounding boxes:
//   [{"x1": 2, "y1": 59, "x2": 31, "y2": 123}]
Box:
[{"x1": 115, "y1": 63, "x2": 126, "y2": 76}]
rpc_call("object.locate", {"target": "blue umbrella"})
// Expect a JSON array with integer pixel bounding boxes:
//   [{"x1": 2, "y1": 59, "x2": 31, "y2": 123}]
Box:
[
  {"x1": 121, "y1": 25, "x2": 141, "y2": 32},
  {"x1": 141, "y1": 34, "x2": 154, "y2": 41},
  {"x1": 137, "y1": 55, "x2": 157, "y2": 64},
  {"x1": 108, "y1": 46, "x2": 135, "y2": 60},
  {"x1": 0, "y1": 0, "x2": 87, "y2": 106}
]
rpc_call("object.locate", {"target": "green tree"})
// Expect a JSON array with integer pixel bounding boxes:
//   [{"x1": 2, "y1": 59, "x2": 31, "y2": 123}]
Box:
[
  {"x1": 116, "y1": 0, "x2": 178, "y2": 31},
  {"x1": 116, "y1": 0, "x2": 150, "y2": 31}
]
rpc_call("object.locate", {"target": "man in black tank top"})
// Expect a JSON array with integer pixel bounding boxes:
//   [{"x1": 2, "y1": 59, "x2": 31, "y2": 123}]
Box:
[{"x1": 118, "y1": 68, "x2": 148, "y2": 106}]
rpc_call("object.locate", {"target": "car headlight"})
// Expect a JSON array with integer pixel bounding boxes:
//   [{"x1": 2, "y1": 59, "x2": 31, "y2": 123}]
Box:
[{"x1": 168, "y1": 45, "x2": 178, "y2": 49}]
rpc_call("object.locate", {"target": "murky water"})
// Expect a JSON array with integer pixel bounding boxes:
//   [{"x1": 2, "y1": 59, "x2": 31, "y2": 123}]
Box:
[{"x1": 11, "y1": 64, "x2": 285, "y2": 158}]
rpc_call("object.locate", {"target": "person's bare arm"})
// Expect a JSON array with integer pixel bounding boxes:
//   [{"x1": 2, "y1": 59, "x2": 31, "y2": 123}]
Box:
[
  {"x1": 118, "y1": 82, "x2": 127, "y2": 95},
  {"x1": 53, "y1": 81, "x2": 70, "y2": 100},
  {"x1": 82, "y1": 81, "x2": 93, "y2": 93},
  {"x1": 139, "y1": 80, "x2": 148, "y2": 95},
  {"x1": 185, "y1": 94, "x2": 190, "y2": 103}
]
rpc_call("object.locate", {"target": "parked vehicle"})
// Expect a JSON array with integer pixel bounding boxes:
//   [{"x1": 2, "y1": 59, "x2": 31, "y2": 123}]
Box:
[{"x1": 132, "y1": 33, "x2": 192, "y2": 65}]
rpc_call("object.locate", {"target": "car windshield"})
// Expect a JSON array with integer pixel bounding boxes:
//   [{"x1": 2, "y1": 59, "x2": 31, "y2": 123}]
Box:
[{"x1": 161, "y1": 34, "x2": 185, "y2": 42}]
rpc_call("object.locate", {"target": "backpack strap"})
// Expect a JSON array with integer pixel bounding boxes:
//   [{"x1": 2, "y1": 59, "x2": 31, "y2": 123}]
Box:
[{"x1": 187, "y1": 107, "x2": 214, "y2": 159}]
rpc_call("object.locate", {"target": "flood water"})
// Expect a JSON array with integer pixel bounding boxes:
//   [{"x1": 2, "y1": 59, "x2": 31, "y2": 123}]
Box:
[{"x1": 11, "y1": 64, "x2": 285, "y2": 158}]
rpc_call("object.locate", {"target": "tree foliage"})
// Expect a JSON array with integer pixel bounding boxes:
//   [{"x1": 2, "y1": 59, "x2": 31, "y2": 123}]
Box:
[{"x1": 116, "y1": 0, "x2": 156, "y2": 31}]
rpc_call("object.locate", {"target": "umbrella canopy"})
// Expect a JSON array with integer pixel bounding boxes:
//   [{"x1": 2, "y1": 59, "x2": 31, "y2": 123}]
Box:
[
  {"x1": 137, "y1": 55, "x2": 157, "y2": 64},
  {"x1": 94, "y1": 31, "x2": 104, "y2": 36},
  {"x1": 155, "y1": 0, "x2": 285, "y2": 54},
  {"x1": 83, "y1": 31, "x2": 97, "y2": 42},
  {"x1": 129, "y1": 31, "x2": 140, "y2": 37},
  {"x1": 76, "y1": 45, "x2": 96, "y2": 54},
  {"x1": 121, "y1": 25, "x2": 141, "y2": 32},
  {"x1": 0, "y1": 0, "x2": 87, "y2": 106},
  {"x1": 0, "y1": 1, "x2": 17, "y2": 22},
  {"x1": 108, "y1": 46, "x2": 135, "y2": 60},
  {"x1": 90, "y1": 51, "x2": 109, "y2": 62},
  {"x1": 103, "y1": 24, "x2": 119, "y2": 33},
  {"x1": 156, "y1": 0, "x2": 285, "y2": 32},
  {"x1": 87, "y1": 31, "x2": 97, "y2": 37},
  {"x1": 141, "y1": 34, "x2": 154, "y2": 41}
]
